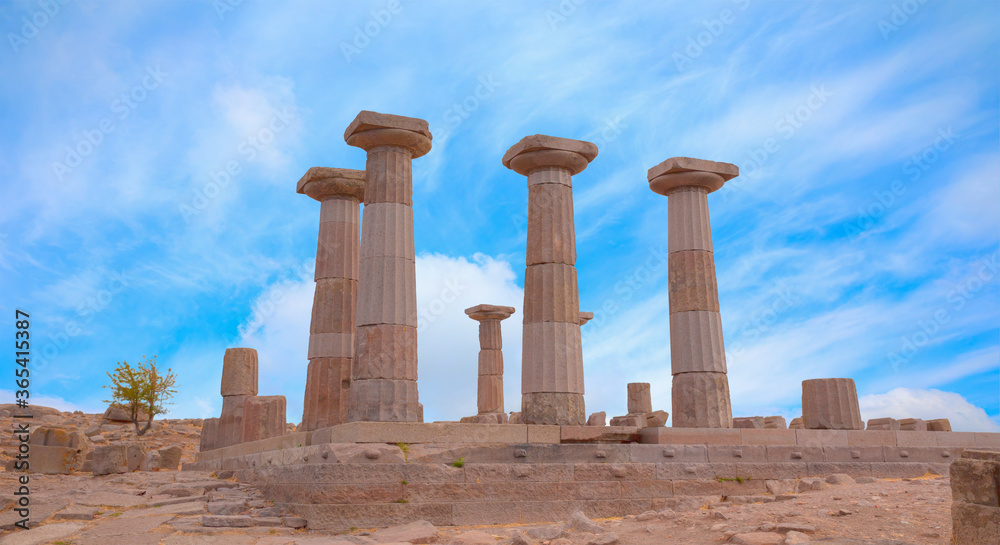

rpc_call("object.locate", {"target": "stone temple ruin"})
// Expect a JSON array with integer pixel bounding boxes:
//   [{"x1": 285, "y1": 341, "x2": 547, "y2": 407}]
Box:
[{"x1": 188, "y1": 110, "x2": 1000, "y2": 530}]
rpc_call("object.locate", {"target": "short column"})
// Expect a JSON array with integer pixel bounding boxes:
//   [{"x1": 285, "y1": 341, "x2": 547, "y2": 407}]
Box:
[
  {"x1": 218, "y1": 348, "x2": 257, "y2": 447},
  {"x1": 465, "y1": 304, "x2": 516, "y2": 418},
  {"x1": 345, "y1": 111, "x2": 432, "y2": 422},
  {"x1": 801, "y1": 378, "x2": 863, "y2": 430},
  {"x1": 297, "y1": 167, "x2": 365, "y2": 431},
  {"x1": 503, "y1": 134, "x2": 598, "y2": 425},
  {"x1": 647, "y1": 157, "x2": 739, "y2": 428}
]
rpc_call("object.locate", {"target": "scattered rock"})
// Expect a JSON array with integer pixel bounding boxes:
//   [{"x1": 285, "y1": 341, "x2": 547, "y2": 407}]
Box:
[
  {"x1": 527, "y1": 526, "x2": 564, "y2": 540},
  {"x1": 776, "y1": 523, "x2": 816, "y2": 533},
  {"x1": 207, "y1": 501, "x2": 245, "y2": 515},
  {"x1": 372, "y1": 520, "x2": 439, "y2": 544},
  {"x1": 856, "y1": 476, "x2": 876, "y2": 484},
  {"x1": 798, "y1": 478, "x2": 828, "y2": 492},
  {"x1": 729, "y1": 532, "x2": 785, "y2": 545},
  {"x1": 202, "y1": 514, "x2": 253, "y2": 527},
  {"x1": 784, "y1": 530, "x2": 811, "y2": 544},
  {"x1": 826, "y1": 473, "x2": 856, "y2": 485},
  {"x1": 449, "y1": 530, "x2": 497, "y2": 544},
  {"x1": 585, "y1": 533, "x2": 619, "y2": 545},
  {"x1": 508, "y1": 531, "x2": 533, "y2": 545},
  {"x1": 283, "y1": 516, "x2": 307, "y2": 528},
  {"x1": 53, "y1": 504, "x2": 101, "y2": 520},
  {"x1": 565, "y1": 510, "x2": 603, "y2": 533},
  {"x1": 636, "y1": 510, "x2": 658, "y2": 521}
]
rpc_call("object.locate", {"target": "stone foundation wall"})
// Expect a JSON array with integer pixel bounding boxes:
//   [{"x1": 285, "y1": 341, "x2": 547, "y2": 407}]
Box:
[{"x1": 183, "y1": 427, "x2": 1000, "y2": 531}]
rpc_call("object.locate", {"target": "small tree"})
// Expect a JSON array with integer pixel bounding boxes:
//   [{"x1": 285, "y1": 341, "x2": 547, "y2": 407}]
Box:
[{"x1": 103, "y1": 355, "x2": 177, "y2": 436}]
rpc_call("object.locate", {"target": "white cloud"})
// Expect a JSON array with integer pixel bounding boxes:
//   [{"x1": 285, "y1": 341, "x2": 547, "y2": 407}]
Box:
[
  {"x1": 859, "y1": 387, "x2": 1000, "y2": 432},
  {"x1": 0, "y1": 390, "x2": 100, "y2": 414}
]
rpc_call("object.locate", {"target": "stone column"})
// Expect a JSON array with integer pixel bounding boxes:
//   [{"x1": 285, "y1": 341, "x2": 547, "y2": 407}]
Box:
[
  {"x1": 647, "y1": 157, "x2": 738, "y2": 428},
  {"x1": 297, "y1": 167, "x2": 365, "y2": 431},
  {"x1": 242, "y1": 396, "x2": 287, "y2": 443},
  {"x1": 465, "y1": 304, "x2": 516, "y2": 419},
  {"x1": 801, "y1": 378, "x2": 863, "y2": 430},
  {"x1": 345, "y1": 111, "x2": 431, "y2": 422},
  {"x1": 503, "y1": 134, "x2": 598, "y2": 425},
  {"x1": 218, "y1": 348, "x2": 257, "y2": 447}
]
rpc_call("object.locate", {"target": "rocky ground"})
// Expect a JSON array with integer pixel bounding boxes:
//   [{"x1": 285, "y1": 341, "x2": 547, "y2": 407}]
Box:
[{"x1": 0, "y1": 406, "x2": 954, "y2": 545}]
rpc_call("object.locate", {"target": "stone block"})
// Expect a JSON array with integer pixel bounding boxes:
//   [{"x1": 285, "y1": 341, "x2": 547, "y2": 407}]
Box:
[
  {"x1": 764, "y1": 416, "x2": 787, "y2": 429},
  {"x1": 734, "y1": 417, "x2": 764, "y2": 429},
  {"x1": 242, "y1": 396, "x2": 286, "y2": 444},
  {"x1": 734, "y1": 462, "x2": 808, "y2": 480},
  {"x1": 640, "y1": 427, "x2": 741, "y2": 445},
  {"x1": 627, "y1": 383, "x2": 652, "y2": 414},
  {"x1": 788, "y1": 417, "x2": 804, "y2": 429},
  {"x1": 355, "y1": 256, "x2": 418, "y2": 326},
  {"x1": 315, "y1": 220, "x2": 360, "y2": 280},
  {"x1": 520, "y1": 322, "x2": 584, "y2": 394},
  {"x1": 345, "y1": 110, "x2": 432, "y2": 158},
  {"x1": 669, "y1": 310, "x2": 727, "y2": 373},
  {"x1": 739, "y1": 429, "x2": 796, "y2": 446},
  {"x1": 359, "y1": 202, "x2": 415, "y2": 260},
  {"x1": 631, "y1": 444, "x2": 708, "y2": 463},
  {"x1": 92, "y1": 444, "x2": 129, "y2": 476},
  {"x1": 156, "y1": 446, "x2": 183, "y2": 470},
  {"x1": 898, "y1": 418, "x2": 926, "y2": 431},
  {"x1": 502, "y1": 134, "x2": 598, "y2": 177},
  {"x1": 765, "y1": 446, "x2": 824, "y2": 463},
  {"x1": 522, "y1": 263, "x2": 580, "y2": 324},
  {"x1": 894, "y1": 430, "x2": 938, "y2": 447},
  {"x1": 353, "y1": 324, "x2": 416, "y2": 378},
  {"x1": 609, "y1": 415, "x2": 642, "y2": 427},
  {"x1": 347, "y1": 378, "x2": 420, "y2": 422},
  {"x1": 218, "y1": 395, "x2": 249, "y2": 448},
  {"x1": 310, "y1": 277, "x2": 357, "y2": 334},
  {"x1": 795, "y1": 429, "x2": 848, "y2": 447},
  {"x1": 673, "y1": 478, "x2": 765, "y2": 497},
  {"x1": 102, "y1": 404, "x2": 149, "y2": 422},
  {"x1": 200, "y1": 417, "x2": 219, "y2": 452},
  {"x1": 27, "y1": 445, "x2": 85, "y2": 474},
  {"x1": 936, "y1": 431, "x2": 977, "y2": 447},
  {"x1": 527, "y1": 425, "x2": 561, "y2": 444},
  {"x1": 587, "y1": 412, "x2": 606, "y2": 427},
  {"x1": 526, "y1": 183, "x2": 577, "y2": 266},
  {"x1": 670, "y1": 372, "x2": 732, "y2": 428},
  {"x1": 800, "y1": 378, "x2": 862, "y2": 430},
  {"x1": 668, "y1": 251, "x2": 720, "y2": 314},
  {"x1": 29, "y1": 427, "x2": 87, "y2": 449},
  {"x1": 951, "y1": 458, "x2": 1000, "y2": 507},
  {"x1": 307, "y1": 331, "x2": 354, "y2": 359},
  {"x1": 976, "y1": 433, "x2": 1000, "y2": 448},
  {"x1": 646, "y1": 410, "x2": 669, "y2": 427},
  {"x1": 302, "y1": 357, "x2": 351, "y2": 432},
  {"x1": 846, "y1": 430, "x2": 896, "y2": 447},
  {"x1": 707, "y1": 445, "x2": 767, "y2": 463},
  {"x1": 316, "y1": 422, "x2": 529, "y2": 444},
  {"x1": 822, "y1": 446, "x2": 884, "y2": 462},
  {"x1": 866, "y1": 417, "x2": 899, "y2": 431},
  {"x1": 297, "y1": 166, "x2": 366, "y2": 202},
  {"x1": 666, "y1": 186, "x2": 713, "y2": 253},
  {"x1": 560, "y1": 426, "x2": 640, "y2": 444},
  {"x1": 221, "y1": 348, "x2": 258, "y2": 397},
  {"x1": 952, "y1": 502, "x2": 1000, "y2": 545},
  {"x1": 521, "y1": 392, "x2": 586, "y2": 426},
  {"x1": 478, "y1": 350, "x2": 503, "y2": 376},
  {"x1": 478, "y1": 375, "x2": 504, "y2": 415}
]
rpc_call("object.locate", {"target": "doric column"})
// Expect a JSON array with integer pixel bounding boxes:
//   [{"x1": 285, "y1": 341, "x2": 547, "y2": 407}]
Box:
[
  {"x1": 801, "y1": 378, "x2": 863, "y2": 430},
  {"x1": 647, "y1": 157, "x2": 738, "y2": 428},
  {"x1": 465, "y1": 304, "x2": 516, "y2": 417},
  {"x1": 345, "y1": 111, "x2": 432, "y2": 422},
  {"x1": 503, "y1": 134, "x2": 598, "y2": 425},
  {"x1": 297, "y1": 167, "x2": 365, "y2": 431}
]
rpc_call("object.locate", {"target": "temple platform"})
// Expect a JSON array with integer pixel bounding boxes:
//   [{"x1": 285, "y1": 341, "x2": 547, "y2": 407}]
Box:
[{"x1": 183, "y1": 423, "x2": 1000, "y2": 530}]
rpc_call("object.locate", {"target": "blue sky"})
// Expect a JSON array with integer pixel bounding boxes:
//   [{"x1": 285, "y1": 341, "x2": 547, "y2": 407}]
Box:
[{"x1": 2, "y1": 0, "x2": 998, "y2": 430}]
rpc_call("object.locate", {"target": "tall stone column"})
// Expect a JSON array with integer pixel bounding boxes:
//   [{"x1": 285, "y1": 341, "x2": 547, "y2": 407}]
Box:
[
  {"x1": 503, "y1": 135, "x2": 598, "y2": 425},
  {"x1": 345, "y1": 111, "x2": 432, "y2": 422},
  {"x1": 647, "y1": 157, "x2": 738, "y2": 428},
  {"x1": 297, "y1": 167, "x2": 365, "y2": 431},
  {"x1": 465, "y1": 304, "x2": 516, "y2": 419}
]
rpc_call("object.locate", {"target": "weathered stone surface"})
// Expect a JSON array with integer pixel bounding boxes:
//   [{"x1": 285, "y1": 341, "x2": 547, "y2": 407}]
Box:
[
  {"x1": 647, "y1": 156, "x2": 739, "y2": 194},
  {"x1": 303, "y1": 357, "x2": 351, "y2": 432},
  {"x1": 729, "y1": 532, "x2": 784, "y2": 545},
  {"x1": 671, "y1": 372, "x2": 732, "y2": 428},
  {"x1": 296, "y1": 166, "x2": 365, "y2": 202},
  {"x1": 29, "y1": 427, "x2": 87, "y2": 449},
  {"x1": 202, "y1": 515, "x2": 253, "y2": 527},
  {"x1": 801, "y1": 378, "x2": 863, "y2": 430},
  {"x1": 952, "y1": 501, "x2": 1000, "y2": 545},
  {"x1": 561, "y1": 426, "x2": 640, "y2": 444},
  {"x1": 522, "y1": 392, "x2": 586, "y2": 426},
  {"x1": 102, "y1": 404, "x2": 149, "y2": 423},
  {"x1": 92, "y1": 444, "x2": 129, "y2": 476},
  {"x1": 521, "y1": 321, "x2": 584, "y2": 396},
  {"x1": 764, "y1": 416, "x2": 787, "y2": 429},
  {"x1": 951, "y1": 455, "x2": 1000, "y2": 507},
  {"x1": 626, "y1": 383, "x2": 652, "y2": 415},
  {"x1": 156, "y1": 445, "x2": 183, "y2": 470},
  {"x1": 587, "y1": 412, "x2": 607, "y2": 426},
  {"x1": 221, "y1": 348, "x2": 258, "y2": 397},
  {"x1": 242, "y1": 395, "x2": 286, "y2": 443},
  {"x1": 927, "y1": 418, "x2": 952, "y2": 432},
  {"x1": 866, "y1": 417, "x2": 899, "y2": 431},
  {"x1": 645, "y1": 410, "x2": 669, "y2": 427},
  {"x1": 898, "y1": 418, "x2": 927, "y2": 431},
  {"x1": 734, "y1": 417, "x2": 765, "y2": 429},
  {"x1": 371, "y1": 519, "x2": 438, "y2": 543},
  {"x1": 789, "y1": 417, "x2": 804, "y2": 429},
  {"x1": 218, "y1": 395, "x2": 249, "y2": 448},
  {"x1": 199, "y1": 417, "x2": 219, "y2": 452},
  {"x1": 348, "y1": 378, "x2": 420, "y2": 422},
  {"x1": 26, "y1": 444, "x2": 85, "y2": 474},
  {"x1": 503, "y1": 134, "x2": 598, "y2": 176}
]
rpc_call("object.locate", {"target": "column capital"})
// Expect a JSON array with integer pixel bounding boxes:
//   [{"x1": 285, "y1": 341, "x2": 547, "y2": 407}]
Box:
[
  {"x1": 503, "y1": 134, "x2": 598, "y2": 176},
  {"x1": 465, "y1": 304, "x2": 516, "y2": 322},
  {"x1": 344, "y1": 110, "x2": 433, "y2": 158},
  {"x1": 297, "y1": 167, "x2": 366, "y2": 202},
  {"x1": 647, "y1": 157, "x2": 739, "y2": 196}
]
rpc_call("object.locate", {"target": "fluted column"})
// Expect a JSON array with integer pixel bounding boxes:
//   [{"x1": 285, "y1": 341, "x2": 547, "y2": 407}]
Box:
[
  {"x1": 503, "y1": 134, "x2": 597, "y2": 425},
  {"x1": 647, "y1": 157, "x2": 738, "y2": 428},
  {"x1": 297, "y1": 167, "x2": 365, "y2": 431},
  {"x1": 465, "y1": 304, "x2": 516, "y2": 416},
  {"x1": 802, "y1": 378, "x2": 863, "y2": 430},
  {"x1": 345, "y1": 111, "x2": 432, "y2": 422}
]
